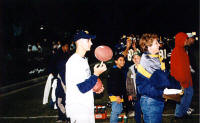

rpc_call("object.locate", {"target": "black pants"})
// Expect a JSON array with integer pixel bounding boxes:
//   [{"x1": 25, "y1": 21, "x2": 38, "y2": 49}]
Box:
[{"x1": 123, "y1": 93, "x2": 133, "y2": 115}]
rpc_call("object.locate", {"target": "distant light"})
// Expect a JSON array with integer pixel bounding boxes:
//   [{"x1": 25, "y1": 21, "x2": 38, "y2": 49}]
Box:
[
  {"x1": 121, "y1": 35, "x2": 126, "y2": 39},
  {"x1": 195, "y1": 37, "x2": 198, "y2": 40},
  {"x1": 187, "y1": 33, "x2": 193, "y2": 38},
  {"x1": 84, "y1": 30, "x2": 89, "y2": 34},
  {"x1": 40, "y1": 25, "x2": 44, "y2": 30},
  {"x1": 192, "y1": 32, "x2": 196, "y2": 36}
]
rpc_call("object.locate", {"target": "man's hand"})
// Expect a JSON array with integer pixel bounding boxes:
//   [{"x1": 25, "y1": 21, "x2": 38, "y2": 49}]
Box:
[
  {"x1": 126, "y1": 38, "x2": 132, "y2": 49},
  {"x1": 95, "y1": 86, "x2": 104, "y2": 94},
  {"x1": 93, "y1": 62, "x2": 107, "y2": 76},
  {"x1": 122, "y1": 38, "x2": 132, "y2": 57},
  {"x1": 163, "y1": 94, "x2": 181, "y2": 102}
]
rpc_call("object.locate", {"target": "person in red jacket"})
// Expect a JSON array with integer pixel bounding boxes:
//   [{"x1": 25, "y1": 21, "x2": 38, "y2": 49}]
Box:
[{"x1": 170, "y1": 32, "x2": 194, "y2": 119}]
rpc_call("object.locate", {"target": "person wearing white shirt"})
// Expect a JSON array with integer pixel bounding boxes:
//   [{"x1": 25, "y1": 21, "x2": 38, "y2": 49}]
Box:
[{"x1": 65, "y1": 31, "x2": 107, "y2": 123}]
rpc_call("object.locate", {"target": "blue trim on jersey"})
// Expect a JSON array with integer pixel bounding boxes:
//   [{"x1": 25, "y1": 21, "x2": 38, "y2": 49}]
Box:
[{"x1": 77, "y1": 75, "x2": 98, "y2": 93}]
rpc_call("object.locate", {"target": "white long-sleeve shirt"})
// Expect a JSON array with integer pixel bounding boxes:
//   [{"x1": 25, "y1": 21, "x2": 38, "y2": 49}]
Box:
[{"x1": 65, "y1": 53, "x2": 95, "y2": 123}]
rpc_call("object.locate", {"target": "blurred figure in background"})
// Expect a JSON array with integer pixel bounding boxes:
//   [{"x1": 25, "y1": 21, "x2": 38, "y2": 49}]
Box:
[
  {"x1": 114, "y1": 34, "x2": 140, "y2": 115},
  {"x1": 52, "y1": 41, "x2": 58, "y2": 54},
  {"x1": 43, "y1": 42, "x2": 71, "y2": 122},
  {"x1": 170, "y1": 32, "x2": 194, "y2": 119},
  {"x1": 70, "y1": 41, "x2": 76, "y2": 53},
  {"x1": 54, "y1": 42, "x2": 71, "y2": 122},
  {"x1": 126, "y1": 51, "x2": 142, "y2": 123},
  {"x1": 57, "y1": 41, "x2": 62, "y2": 49}
]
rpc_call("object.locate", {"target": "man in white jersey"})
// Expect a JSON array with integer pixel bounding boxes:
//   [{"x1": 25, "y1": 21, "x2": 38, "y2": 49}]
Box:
[{"x1": 65, "y1": 31, "x2": 107, "y2": 123}]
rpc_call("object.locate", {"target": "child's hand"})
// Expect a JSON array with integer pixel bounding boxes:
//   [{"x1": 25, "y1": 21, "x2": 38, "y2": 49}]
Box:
[{"x1": 116, "y1": 96, "x2": 122, "y2": 104}]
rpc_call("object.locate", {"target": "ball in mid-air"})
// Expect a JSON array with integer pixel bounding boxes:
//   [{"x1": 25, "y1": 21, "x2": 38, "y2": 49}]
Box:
[{"x1": 94, "y1": 45, "x2": 113, "y2": 62}]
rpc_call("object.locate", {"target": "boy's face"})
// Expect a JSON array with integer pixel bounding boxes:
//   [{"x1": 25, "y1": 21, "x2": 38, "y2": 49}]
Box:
[
  {"x1": 62, "y1": 44, "x2": 69, "y2": 52},
  {"x1": 132, "y1": 55, "x2": 141, "y2": 65},
  {"x1": 132, "y1": 42, "x2": 136, "y2": 48},
  {"x1": 185, "y1": 37, "x2": 195, "y2": 46},
  {"x1": 148, "y1": 39, "x2": 160, "y2": 54},
  {"x1": 115, "y1": 56, "x2": 125, "y2": 69}
]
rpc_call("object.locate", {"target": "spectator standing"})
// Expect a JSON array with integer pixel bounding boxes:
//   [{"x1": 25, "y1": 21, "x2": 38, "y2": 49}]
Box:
[
  {"x1": 57, "y1": 41, "x2": 62, "y2": 49},
  {"x1": 27, "y1": 44, "x2": 32, "y2": 53},
  {"x1": 32, "y1": 43, "x2": 38, "y2": 52},
  {"x1": 107, "y1": 54, "x2": 126, "y2": 123},
  {"x1": 37, "y1": 42, "x2": 42, "y2": 53},
  {"x1": 52, "y1": 41, "x2": 58, "y2": 54},
  {"x1": 55, "y1": 43, "x2": 71, "y2": 122},
  {"x1": 136, "y1": 33, "x2": 181, "y2": 123},
  {"x1": 114, "y1": 35, "x2": 135, "y2": 115},
  {"x1": 121, "y1": 36, "x2": 136, "y2": 115},
  {"x1": 170, "y1": 32, "x2": 194, "y2": 119},
  {"x1": 126, "y1": 51, "x2": 142, "y2": 123},
  {"x1": 43, "y1": 42, "x2": 71, "y2": 122},
  {"x1": 127, "y1": 37, "x2": 141, "y2": 62},
  {"x1": 70, "y1": 41, "x2": 76, "y2": 52}
]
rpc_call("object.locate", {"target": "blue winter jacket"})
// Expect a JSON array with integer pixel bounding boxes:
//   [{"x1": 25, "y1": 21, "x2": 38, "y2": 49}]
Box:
[{"x1": 136, "y1": 70, "x2": 181, "y2": 101}]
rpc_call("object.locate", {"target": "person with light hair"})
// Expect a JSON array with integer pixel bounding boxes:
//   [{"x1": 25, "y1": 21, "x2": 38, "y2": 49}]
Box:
[{"x1": 136, "y1": 33, "x2": 181, "y2": 123}]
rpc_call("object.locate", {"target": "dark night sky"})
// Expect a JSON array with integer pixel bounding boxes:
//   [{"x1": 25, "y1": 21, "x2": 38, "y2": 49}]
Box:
[{"x1": 1, "y1": 0, "x2": 199, "y2": 47}]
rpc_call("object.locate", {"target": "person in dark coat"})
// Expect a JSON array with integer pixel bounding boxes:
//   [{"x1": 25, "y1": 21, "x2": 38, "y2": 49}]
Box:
[
  {"x1": 52, "y1": 42, "x2": 71, "y2": 122},
  {"x1": 107, "y1": 54, "x2": 126, "y2": 123}
]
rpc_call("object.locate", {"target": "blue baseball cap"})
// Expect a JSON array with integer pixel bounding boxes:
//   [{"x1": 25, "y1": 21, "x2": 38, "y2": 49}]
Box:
[{"x1": 73, "y1": 31, "x2": 96, "y2": 42}]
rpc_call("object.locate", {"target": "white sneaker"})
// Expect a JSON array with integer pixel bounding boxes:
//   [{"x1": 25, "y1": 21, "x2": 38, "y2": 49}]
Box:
[
  {"x1": 188, "y1": 108, "x2": 194, "y2": 112},
  {"x1": 56, "y1": 120, "x2": 62, "y2": 123},
  {"x1": 187, "y1": 108, "x2": 194, "y2": 115},
  {"x1": 128, "y1": 111, "x2": 135, "y2": 117}
]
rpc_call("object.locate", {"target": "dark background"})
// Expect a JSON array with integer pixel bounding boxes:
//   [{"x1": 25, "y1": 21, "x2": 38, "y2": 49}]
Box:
[
  {"x1": 1, "y1": 0, "x2": 199, "y2": 47},
  {"x1": 0, "y1": 0, "x2": 199, "y2": 85}
]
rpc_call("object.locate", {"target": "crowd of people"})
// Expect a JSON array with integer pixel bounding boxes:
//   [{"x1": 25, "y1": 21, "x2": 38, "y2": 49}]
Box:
[
  {"x1": 27, "y1": 39, "x2": 76, "y2": 57},
  {"x1": 42, "y1": 30, "x2": 197, "y2": 123}
]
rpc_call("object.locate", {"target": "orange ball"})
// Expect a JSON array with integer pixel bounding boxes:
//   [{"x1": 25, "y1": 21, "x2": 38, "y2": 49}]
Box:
[
  {"x1": 93, "y1": 78, "x2": 103, "y2": 92},
  {"x1": 94, "y1": 45, "x2": 113, "y2": 62}
]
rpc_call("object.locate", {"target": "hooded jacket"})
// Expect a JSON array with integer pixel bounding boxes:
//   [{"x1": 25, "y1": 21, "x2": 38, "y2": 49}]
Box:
[{"x1": 170, "y1": 32, "x2": 193, "y2": 88}]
